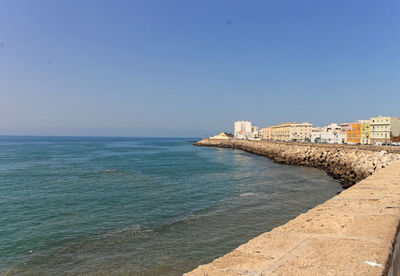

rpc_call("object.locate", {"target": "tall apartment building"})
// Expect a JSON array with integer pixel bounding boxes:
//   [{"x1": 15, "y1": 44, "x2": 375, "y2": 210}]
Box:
[
  {"x1": 234, "y1": 121, "x2": 259, "y2": 139},
  {"x1": 271, "y1": 122, "x2": 312, "y2": 142},
  {"x1": 234, "y1": 121, "x2": 252, "y2": 139},
  {"x1": 370, "y1": 116, "x2": 400, "y2": 144}
]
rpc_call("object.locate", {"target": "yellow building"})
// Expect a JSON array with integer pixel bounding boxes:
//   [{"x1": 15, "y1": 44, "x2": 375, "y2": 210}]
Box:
[
  {"x1": 271, "y1": 122, "x2": 312, "y2": 141},
  {"x1": 360, "y1": 122, "x2": 371, "y2": 145},
  {"x1": 271, "y1": 123, "x2": 292, "y2": 141}
]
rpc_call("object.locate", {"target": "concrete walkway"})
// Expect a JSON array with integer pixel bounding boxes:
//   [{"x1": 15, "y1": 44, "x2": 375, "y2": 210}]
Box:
[{"x1": 185, "y1": 160, "x2": 400, "y2": 275}]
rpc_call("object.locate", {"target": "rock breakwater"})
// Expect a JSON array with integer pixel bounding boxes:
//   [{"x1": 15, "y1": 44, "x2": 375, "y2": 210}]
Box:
[
  {"x1": 196, "y1": 139, "x2": 400, "y2": 188},
  {"x1": 185, "y1": 160, "x2": 400, "y2": 276}
]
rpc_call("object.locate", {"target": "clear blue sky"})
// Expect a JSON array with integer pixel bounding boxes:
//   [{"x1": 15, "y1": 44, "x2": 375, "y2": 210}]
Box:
[{"x1": 0, "y1": 0, "x2": 399, "y2": 137}]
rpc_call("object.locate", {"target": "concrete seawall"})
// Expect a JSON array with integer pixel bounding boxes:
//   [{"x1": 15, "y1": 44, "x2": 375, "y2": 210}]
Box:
[
  {"x1": 195, "y1": 139, "x2": 400, "y2": 188},
  {"x1": 185, "y1": 139, "x2": 400, "y2": 275}
]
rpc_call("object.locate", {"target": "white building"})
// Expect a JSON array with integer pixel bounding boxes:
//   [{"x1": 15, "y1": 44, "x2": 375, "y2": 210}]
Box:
[
  {"x1": 311, "y1": 123, "x2": 346, "y2": 144},
  {"x1": 251, "y1": 126, "x2": 259, "y2": 139},
  {"x1": 234, "y1": 121, "x2": 259, "y2": 139}
]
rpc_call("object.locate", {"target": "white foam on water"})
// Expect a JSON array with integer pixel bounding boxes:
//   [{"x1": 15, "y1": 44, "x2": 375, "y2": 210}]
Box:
[
  {"x1": 102, "y1": 169, "x2": 119, "y2": 173},
  {"x1": 240, "y1": 192, "x2": 257, "y2": 197}
]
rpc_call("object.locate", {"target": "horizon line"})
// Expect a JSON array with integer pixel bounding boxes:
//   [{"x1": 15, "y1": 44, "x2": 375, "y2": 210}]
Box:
[{"x1": 0, "y1": 134, "x2": 201, "y2": 139}]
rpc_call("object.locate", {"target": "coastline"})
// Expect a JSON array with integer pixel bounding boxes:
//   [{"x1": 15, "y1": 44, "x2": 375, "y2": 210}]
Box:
[
  {"x1": 185, "y1": 139, "x2": 400, "y2": 275},
  {"x1": 2, "y1": 137, "x2": 341, "y2": 275},
  {"x1": 195, "y1": 139, "x2": 400, "y2": 188}
]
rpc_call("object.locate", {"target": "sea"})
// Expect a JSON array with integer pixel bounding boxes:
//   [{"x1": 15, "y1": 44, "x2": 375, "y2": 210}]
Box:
[{"x1": 0, "y1": 136, "x2": 342, "y2": 275}]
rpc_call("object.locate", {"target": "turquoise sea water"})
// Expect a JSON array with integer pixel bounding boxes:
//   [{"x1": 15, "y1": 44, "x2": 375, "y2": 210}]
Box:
[{"x1": 0, "y1": 137, "x2": 342, "y2": 275}]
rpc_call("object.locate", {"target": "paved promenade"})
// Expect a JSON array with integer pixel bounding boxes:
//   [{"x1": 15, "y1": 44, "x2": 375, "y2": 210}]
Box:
[{"x1": 185, "y1": 160, "x2": 400, "y2": 275}]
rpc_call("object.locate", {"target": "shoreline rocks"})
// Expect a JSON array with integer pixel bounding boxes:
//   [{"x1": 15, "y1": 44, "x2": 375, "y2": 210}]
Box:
[{"x1": 195, "y1": 139, "x2": 400, "y2": 188}]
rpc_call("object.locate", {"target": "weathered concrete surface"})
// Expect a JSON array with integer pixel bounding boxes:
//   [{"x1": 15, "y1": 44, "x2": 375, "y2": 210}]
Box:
[
  {"x1": 196, "y1": 139, "x2": 400, "y2": 188},
  {"x1": 185, "y1": 160, "x2": 400, "y2": 276}
]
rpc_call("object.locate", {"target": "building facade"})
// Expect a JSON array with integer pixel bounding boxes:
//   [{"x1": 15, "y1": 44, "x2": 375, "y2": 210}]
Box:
[
  {"x1": 291, "y1": 122, "x2": 312, "y2": 141},
  {"x1": 311, "y1": 123, "x2": 346, "y2": 144},
  {"x1": 260, "y1": 127, "x2": 272, "y2": 140},
  {"x1": 345, "y1": 120, "x2": 370, "y2": 144},
  {"x1": 271, "y1": 122, "x2": 312, "y2": 142},
  {"x1": 347, "y1": 123, "x2": 361, "y2": 144},
  {"x1": 234, "y1": 121, "x2": 259, "y2": 139},
  {"x1": 234, "y1": 121, "x2": 252, "y2": 139},
  {"x1": 360, "y1": 121, "x2": 371, "y2": 145},
  {"x1": 339, "y1": 123, "x2": 352, "y2": 143},
  {"x1": 340, "y1": 123, "x2": 352, "y2": 132},
  {"x1": 251, "y1": 126, "x2": 259, "y2": 139},
  {"x1": 370, "y1": 116, "x2": 400, "y2": 144}
]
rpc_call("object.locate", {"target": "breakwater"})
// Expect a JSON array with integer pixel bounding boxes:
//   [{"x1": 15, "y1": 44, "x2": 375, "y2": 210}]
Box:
[
  {"x1": 186, "y1": 140, "x2": 400, "y2": 275},
  {"x1": 196, "y1": 139, "x2": 400, "y2": 188}
]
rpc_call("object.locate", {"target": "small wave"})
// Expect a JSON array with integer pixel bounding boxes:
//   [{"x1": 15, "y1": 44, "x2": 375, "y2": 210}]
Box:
[
  {"x1": 240, "y1": 192, "x2": 257, "y2": 197},
  {"x1": 101, "y1": 169, "x2": 120, "y2": 173}
]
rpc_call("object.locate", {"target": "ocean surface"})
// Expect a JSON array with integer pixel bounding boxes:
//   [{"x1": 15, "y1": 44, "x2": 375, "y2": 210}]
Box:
[{"x1": 0, "y1": 136, "x2": 342, "y2": 275}]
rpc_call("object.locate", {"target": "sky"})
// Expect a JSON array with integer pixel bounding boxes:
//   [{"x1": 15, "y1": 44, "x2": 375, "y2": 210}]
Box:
[{"x1": 0, "y1": 0, "x2": 399, "y2": 137}]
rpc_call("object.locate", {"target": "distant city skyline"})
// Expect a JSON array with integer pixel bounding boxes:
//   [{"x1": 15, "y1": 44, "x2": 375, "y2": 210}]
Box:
[{"x1": 1, "y1": 0, "x2": 399, "y2": 137}]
